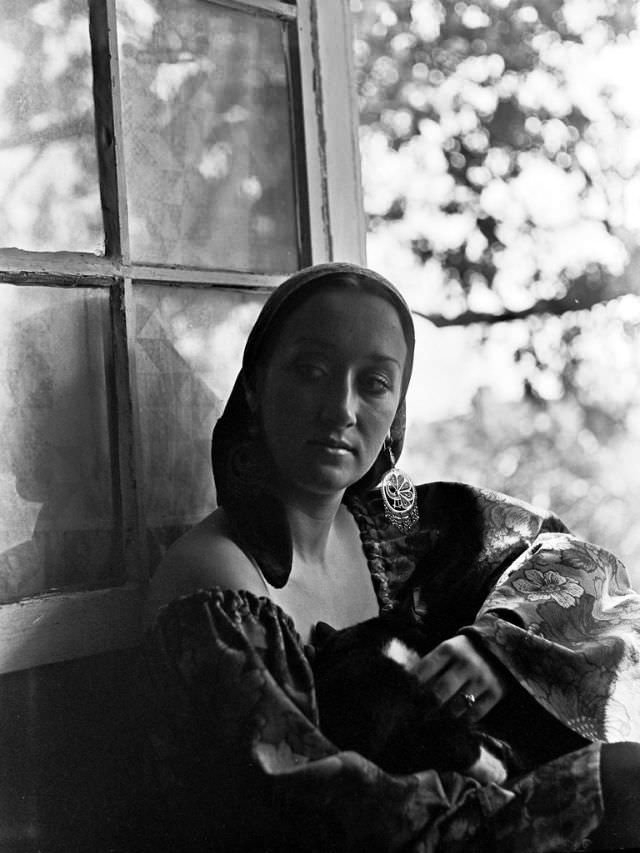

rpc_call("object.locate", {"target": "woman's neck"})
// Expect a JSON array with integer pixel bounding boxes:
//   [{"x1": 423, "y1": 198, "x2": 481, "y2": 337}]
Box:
[{"x1": 279, "y1": 489, "x2": 346, "y2": 565}]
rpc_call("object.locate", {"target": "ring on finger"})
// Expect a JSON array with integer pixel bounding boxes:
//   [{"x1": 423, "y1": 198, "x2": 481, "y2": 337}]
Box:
[{"x1": 462, "y1": 692, "x2": 477, "y2": 712}]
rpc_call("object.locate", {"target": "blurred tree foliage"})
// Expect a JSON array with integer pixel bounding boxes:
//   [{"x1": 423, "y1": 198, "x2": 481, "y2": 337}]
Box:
[
  {"x1": 353, "y1": 0, "x2": 640, "y2": 578},
  {"x1": 0, "y1": 0, "x2": 103, "y2": 252}
]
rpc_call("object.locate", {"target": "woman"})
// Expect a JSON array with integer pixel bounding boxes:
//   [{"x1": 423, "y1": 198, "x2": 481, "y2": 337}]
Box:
[{"x1": 144, "y1": 262, "x2": 640, "y2": 852}]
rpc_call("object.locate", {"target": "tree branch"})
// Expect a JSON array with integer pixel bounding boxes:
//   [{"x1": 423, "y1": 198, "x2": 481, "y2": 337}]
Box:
[
  {"x1": 0, "y1": 114, "x2": 94, "y2": 150},
  {"x1": 412, "y1": 288, "x2": 626, "y2": 328}
]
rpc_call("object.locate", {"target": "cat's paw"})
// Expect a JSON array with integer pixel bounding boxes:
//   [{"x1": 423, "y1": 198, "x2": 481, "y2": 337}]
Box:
[{"x1": 467, "y1": 745, "x2": 509, "y2": 785}]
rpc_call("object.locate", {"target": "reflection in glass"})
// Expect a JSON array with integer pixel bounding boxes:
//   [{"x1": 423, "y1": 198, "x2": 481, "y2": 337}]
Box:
[
  {"x1": 0, "y1": 285, "x2": 117, "y2": 602},
  {"x1": 0, "y1": 0, "x2": 103, "y2": 253},
  {"x1": 134, "y1": 284, "x2": 264, "y2": 561},
  {"x1": 117, "y1": 0, "x2": 299, "y2": 272}
]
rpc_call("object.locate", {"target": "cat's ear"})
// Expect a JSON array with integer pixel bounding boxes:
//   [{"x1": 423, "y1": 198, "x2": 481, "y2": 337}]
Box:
[{"x1": 313, "y1": 621, "x2": 337, "y2": 649}]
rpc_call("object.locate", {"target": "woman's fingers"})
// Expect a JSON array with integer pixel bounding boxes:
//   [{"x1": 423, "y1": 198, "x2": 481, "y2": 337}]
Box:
[
  {"x1": 459, "y1": 688, "x2": 501, "y2": 723},
  {"x1": 422, "y1": 660, "x2": 471, "y2": 709},
  {"x1": 411, "y1": 635, "x2": 508, "y2": 721},
  {"x1": 411, "y1": 641, "x2": 451, "y2": 683}
]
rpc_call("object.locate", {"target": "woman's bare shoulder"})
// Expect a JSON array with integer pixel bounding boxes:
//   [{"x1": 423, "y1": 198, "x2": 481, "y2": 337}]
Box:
[{"x1": 144, "y1": 507, "x2": 267, "y2": 624}]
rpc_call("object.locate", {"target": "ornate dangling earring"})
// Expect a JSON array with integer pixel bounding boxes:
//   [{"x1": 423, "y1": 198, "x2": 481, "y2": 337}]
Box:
[{"x1": 380, "y1": 437, "x2": 419, "y2": 534}]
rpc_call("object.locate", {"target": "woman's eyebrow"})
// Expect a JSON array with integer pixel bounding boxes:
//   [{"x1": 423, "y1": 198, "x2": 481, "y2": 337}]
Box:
[{"x1": 368, "y1": 354, "x2": 403, "y2": 368}]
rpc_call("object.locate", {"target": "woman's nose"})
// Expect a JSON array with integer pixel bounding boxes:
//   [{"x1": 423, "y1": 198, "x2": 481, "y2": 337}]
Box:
[{"x1": 319, "y1": 375, "x2": 357, "y2": 428}]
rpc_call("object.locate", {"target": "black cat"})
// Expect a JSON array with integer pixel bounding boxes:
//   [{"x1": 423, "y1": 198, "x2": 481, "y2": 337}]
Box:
[
  {"x1": 311, "y1": 614, "x2": 515, "y2": 782},
  {"x1": 311, "y1": 613, "x2": 588, "y2": 781}
]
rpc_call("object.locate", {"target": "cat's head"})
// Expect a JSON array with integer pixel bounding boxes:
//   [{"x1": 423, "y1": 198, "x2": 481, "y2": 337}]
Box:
[{"x1": 311, "y1": 616, "x2": 423, "y2": 677}]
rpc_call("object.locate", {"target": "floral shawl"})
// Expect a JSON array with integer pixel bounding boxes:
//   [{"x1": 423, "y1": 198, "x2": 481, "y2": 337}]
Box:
[{"x1": 143, "y1": 482, "x2": 640, "y2": 852}]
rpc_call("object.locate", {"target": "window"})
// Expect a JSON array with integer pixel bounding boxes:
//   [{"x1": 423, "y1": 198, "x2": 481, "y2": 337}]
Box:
[{"x1": 0, "y1": 0, "x2": 364, "y2": 673}]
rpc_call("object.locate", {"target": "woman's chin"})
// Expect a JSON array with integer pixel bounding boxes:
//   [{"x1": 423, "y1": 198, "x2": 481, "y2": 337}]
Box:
[
  {"x1": 289, "y1": 464, "x2": 363, "y2": 498},
  {"x1": 305, "y1": 470, "x2": 365, "y2": 496}
]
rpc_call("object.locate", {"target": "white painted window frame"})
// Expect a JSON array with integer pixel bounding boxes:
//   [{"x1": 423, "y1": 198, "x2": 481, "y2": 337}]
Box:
[{"x1": 0, "y1": 0, "x2": 364, "y2": 674}]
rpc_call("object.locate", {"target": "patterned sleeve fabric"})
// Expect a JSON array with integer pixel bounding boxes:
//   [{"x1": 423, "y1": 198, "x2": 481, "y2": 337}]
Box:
[
  {"x1": 469, "y1": 527, "x2": 640, "y2": 744},
  {"x1": 144, "y1": 584, "x2": 604, "y2": 852},
  {"x1": 383, "y1": 482, "x2": 640, "y2": 745}
]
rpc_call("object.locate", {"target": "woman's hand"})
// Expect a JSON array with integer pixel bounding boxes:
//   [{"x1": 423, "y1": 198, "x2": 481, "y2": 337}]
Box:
[{"x1": 412, "y1": 635, "x2": 510, "y2": 722}]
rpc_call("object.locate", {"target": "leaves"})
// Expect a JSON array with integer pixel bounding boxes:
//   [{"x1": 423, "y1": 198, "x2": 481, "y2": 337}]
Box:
[{"x1": 355, "y1": 0, "x2": 640, "y2": 314}]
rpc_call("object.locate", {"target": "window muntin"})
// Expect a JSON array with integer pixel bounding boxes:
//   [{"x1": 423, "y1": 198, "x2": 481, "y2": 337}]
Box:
[{"x1": 0, "y1": 0, "x2": 103, "y2": 253}]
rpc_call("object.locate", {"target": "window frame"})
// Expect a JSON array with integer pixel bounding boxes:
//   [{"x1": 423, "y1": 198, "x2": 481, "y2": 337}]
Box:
[{"x1": 0, "y1": 0, "x2": 364, "y2": 674}]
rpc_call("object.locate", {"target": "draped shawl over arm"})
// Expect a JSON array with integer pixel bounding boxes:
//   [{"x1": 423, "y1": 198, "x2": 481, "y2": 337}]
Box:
[{"x1": 143, "y1": 482, "x2": 640, "y2": 852}]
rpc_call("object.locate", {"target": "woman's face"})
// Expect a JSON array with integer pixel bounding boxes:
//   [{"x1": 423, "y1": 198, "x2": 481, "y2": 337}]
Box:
[{"x1": 255, "y1": 288, "x2": 408, "y2": 501}]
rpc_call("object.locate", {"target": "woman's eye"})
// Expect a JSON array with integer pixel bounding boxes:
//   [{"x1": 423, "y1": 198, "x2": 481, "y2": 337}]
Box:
[
  {"x1": 362, "y1": 374, "x2": 392, "y2": 395},
  {"x1": 295, "y1": 362, "x2": 326, "y2": 381}
]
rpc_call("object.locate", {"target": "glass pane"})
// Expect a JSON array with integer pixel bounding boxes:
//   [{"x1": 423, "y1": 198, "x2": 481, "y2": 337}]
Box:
[
  {"x1": 117, "y1": 0, "x2": 299, "y2": 273},
  {"x1": 134, "y1": 284, "x2": 265, "y2": 561},
  {"x1": 0, "y1": 0, "x2": 103, "y2": 253},
  {"x1": 0, "y1": 285, "x2": 117, "y2": 602}
]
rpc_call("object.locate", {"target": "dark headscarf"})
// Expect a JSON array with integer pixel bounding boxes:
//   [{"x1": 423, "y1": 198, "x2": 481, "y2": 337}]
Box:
[{"x1": 211, "y1": 261, "x2": 415, "y2": 587}]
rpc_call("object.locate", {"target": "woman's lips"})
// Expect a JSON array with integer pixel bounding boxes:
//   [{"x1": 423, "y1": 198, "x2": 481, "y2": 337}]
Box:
[{"x1": 309, "y1": 438, "x2": 355, "y2": 454}]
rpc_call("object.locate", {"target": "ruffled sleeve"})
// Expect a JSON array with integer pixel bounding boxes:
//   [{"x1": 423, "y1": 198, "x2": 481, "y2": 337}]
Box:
[{"x1": 144, "y1": 586, "x2": 603, "y2": 853}]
